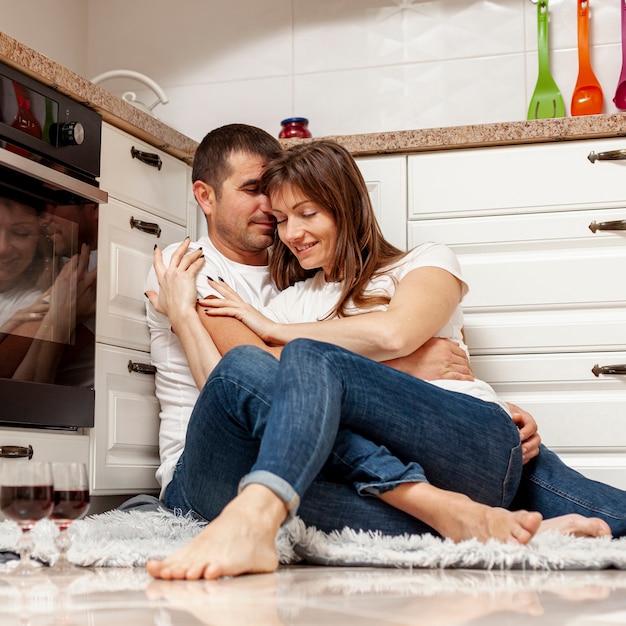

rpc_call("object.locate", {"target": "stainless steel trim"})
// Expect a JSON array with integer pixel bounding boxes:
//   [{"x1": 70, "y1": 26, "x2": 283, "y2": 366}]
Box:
[{"x1": 0, "y1": 146, "x2": 108, "y2": 204}]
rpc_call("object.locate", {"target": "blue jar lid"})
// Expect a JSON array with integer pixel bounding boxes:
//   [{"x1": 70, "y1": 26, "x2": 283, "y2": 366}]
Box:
[{"x1": 280, "y1": 117, "x2": 309, "y2": 125}]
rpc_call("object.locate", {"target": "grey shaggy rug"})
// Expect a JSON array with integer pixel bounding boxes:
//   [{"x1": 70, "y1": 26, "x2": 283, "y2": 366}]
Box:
[{"x1": 1, "y1": 510, "x2": 626, "y2": 571}]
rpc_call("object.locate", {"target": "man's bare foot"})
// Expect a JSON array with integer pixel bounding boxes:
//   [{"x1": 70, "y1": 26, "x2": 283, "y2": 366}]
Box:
[
  {"x1": 380, "y1": 483, "x2": 543, "y2": 544},
  {"x1": 146, "y1": 484, "x2": 288, "y2": 580},
  {"x1": 537, "y1": 514, "x2": 612, "y2": 538}
]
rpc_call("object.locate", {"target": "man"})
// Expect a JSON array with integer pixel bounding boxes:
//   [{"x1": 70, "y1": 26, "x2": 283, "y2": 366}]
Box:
[{"x1": 145, "y1": 123, "x2": 478, "y2": 503}]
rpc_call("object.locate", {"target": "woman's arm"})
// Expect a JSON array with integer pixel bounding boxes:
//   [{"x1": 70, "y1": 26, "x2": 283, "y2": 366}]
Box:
[{"x1": 204, "y1": 266, "x2": 463, "y2": 362}]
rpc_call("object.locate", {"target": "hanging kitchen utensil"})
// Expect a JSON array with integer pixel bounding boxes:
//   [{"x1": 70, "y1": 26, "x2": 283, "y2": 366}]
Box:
[
  {"x1": 571, "y1": 0, "x2": 603, "y2": 115},
  {"x1": 527, "y1": 0, "x2": 565, "y2": 119},
  {"x1": 613, "y1": 0, "x2": 626, "y2": 109}
]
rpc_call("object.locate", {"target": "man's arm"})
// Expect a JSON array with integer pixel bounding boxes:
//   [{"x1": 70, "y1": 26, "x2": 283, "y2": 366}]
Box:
[{"x1": 383, "y1": 337, "x2": 474, "y2": 381}]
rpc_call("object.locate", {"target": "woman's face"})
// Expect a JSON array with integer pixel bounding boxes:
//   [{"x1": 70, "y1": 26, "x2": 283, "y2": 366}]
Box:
[
  {"x1": 0, "y1": 199, "x2": 40, "y2": 289},
  {"x1": 271, "y1": 185, "x2": 338, "y2": 277}
]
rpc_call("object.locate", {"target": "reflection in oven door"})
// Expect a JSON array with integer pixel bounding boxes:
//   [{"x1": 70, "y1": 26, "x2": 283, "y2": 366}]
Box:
[
  {"x1": 0, "y1": 178, "x2": 100, "y2": 429},
  {"x1": 0, "y1": 60, "x2": 106, "y2": 430}
]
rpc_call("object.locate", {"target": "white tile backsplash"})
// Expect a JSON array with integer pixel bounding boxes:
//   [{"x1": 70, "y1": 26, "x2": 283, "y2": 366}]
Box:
[{"x1": 3, "y1": 0, "x2": 623, "y2": 140}]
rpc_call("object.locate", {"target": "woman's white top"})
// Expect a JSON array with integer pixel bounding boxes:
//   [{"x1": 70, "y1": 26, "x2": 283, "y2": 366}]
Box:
[{"x1": 262, "y1": 242, "x2": 510, "y2": 415}]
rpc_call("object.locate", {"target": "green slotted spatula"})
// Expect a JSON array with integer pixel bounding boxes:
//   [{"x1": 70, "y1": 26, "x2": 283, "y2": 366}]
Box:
[{"x1": 527, "y1": 0, "x2": 565, "y2": 119}]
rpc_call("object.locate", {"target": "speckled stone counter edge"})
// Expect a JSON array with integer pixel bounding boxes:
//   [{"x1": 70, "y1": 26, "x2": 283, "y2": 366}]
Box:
[{"x1": 4, "y1": 31, "x2": 626, "y2": 164}]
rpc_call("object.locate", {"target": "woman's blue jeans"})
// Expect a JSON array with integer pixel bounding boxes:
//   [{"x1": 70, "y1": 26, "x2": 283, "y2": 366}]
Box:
[{"x1": 165, "y1": 339, "x2": 626, "y2": 537}]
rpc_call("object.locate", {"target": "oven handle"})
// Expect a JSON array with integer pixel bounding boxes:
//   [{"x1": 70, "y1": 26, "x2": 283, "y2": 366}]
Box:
[{"x1": 0, "y1": 146, "x2": 108, "y2": 204}]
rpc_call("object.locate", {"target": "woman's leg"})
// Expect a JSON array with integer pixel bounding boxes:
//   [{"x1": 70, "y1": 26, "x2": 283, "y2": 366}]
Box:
[
  {"x1": 511, "y1": 445, "x2": 626, "y2": 537},
  {"x1": 256, "y1": 339, "x2": 524, "y2": 508}
]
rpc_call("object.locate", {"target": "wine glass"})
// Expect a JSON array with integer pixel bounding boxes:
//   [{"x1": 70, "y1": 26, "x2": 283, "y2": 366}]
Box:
[
  {"x1": 49, "y1": 462, "x2": 90, "y2": 573},
  {"x1": 0, "y1": 460, "x2": 54, "y2": 575}
]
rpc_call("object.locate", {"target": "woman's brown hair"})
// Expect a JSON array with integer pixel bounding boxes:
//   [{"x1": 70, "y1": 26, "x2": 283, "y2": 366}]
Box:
[{"x1": 262, "y1": 140, "x2": 406, "y2": 318}]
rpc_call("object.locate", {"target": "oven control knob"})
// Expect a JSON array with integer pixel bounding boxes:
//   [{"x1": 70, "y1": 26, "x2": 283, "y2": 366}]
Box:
[{"x1": 59, "y1": 121, "x2": 85, "y2": 146}]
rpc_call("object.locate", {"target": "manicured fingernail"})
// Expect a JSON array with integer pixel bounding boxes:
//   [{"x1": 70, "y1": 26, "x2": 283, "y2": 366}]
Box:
[
  {"x1": 144, "y1": 292, "x2": 148, "y2": 299},
  {"x1": 218, "y1": 276, "x2": 225, "y2": 282},
  {"x1": 154, "y1": 244, "x2": 157, "y2": 250},
  {"x1": 207, "y1": 276, "x2": 214, "y2": 282}
]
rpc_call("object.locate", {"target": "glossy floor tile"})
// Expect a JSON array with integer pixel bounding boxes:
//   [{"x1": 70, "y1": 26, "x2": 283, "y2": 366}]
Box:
[{"x1": 2, "y1": 565, "x2": 626, "y2": 625}]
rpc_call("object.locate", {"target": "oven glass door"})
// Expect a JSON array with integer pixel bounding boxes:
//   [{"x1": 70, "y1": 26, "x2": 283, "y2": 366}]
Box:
[{"x1": 0, "y1": 147, "x2": 106, "y2": 429}]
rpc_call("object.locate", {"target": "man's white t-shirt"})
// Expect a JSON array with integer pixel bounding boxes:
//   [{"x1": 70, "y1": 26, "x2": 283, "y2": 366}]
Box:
[
  {"x1": 145, "y1": 236, "x2": 278, "y2": 497},
  {"x1": 262, "y1": 242, "x2": 511, "y2": 414}
]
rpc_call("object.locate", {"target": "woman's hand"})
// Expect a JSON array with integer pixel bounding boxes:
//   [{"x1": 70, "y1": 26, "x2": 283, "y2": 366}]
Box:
[
  {"x1": 145, "y1": 238, "x2": 205, "y2": 332},
  {"x1": 508, "y1": 402, "x2": 541, "y2": 464},
  {"x1": 200, "y1": 278, "x2": 278, "y2": 342}
]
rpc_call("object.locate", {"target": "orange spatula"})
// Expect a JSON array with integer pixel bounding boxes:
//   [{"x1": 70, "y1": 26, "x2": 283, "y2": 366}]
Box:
[{"x1": 571, "y1": 0, "x2": 603, "y2": 115}]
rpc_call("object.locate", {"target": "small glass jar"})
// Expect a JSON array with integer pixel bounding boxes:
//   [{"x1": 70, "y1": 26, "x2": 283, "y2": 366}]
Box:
[{"x1": 279, "y1": 117, "x2": 312, "y2": 139}]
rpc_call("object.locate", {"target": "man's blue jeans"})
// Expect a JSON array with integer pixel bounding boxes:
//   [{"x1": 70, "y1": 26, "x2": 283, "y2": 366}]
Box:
[{"x1": 165, "y1": 340, "x2": 626, "y2": 537}]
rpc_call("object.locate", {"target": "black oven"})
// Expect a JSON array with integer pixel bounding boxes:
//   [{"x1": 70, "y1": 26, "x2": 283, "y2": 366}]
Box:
[{"x1": 0, "y1": 61, "x2": 107, "y2": 430}]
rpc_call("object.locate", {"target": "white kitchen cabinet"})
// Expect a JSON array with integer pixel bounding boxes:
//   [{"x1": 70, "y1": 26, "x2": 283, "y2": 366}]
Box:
[
  {"x1": 356, "y1": 155, "x2": 407, "y2": 251},
  {"x1": 407, "y1": 138, "x2": 626, "y2": 488},
  {"x1": 0, "y1": 428, "x2": 89, "y2": 465},
  {"x1": 92, "y1": 123, "x2": 190, "y2": 495}
]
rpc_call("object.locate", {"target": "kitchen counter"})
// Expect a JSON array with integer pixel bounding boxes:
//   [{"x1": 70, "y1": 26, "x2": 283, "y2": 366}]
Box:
[{"x1": 4, "y1": 31, "x2": 626, "y2": 163}]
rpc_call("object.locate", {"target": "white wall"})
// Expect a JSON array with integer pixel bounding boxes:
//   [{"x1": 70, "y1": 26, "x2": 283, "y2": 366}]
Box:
[
  {"x1": 2, "y1": 0, "x2": 88, "y2": 76},
  {"x1": 2, "y1": 0, "x2": 623, "y2": 142}
]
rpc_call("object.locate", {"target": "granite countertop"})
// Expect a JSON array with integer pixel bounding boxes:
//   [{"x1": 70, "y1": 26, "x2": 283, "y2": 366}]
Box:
[{"x1": 4, "y1": 31, "x2": 626, "y2": 163}]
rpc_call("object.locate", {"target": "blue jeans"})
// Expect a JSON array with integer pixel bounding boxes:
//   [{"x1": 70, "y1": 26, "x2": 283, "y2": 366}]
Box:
[{"x1": 165, "y1": 340, "x2": 626, "y2": 537}]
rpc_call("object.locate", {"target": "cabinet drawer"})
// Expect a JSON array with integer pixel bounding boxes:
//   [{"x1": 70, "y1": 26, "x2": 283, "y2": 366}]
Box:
[
  {"x1": 100, "y1": 123, "x2": 188, "y2": 225},
  {"x1": 409, "y1": 208, "x2": 626, "y2": 353},
  {"x1": 96, "y1": 198, "x2": 186, "y2": 352},
  {"x1": 92, "y1": 344, "x2": 160, "y2": 494},
  {"x1": 472, "y1": 350, "x2": 626, "y2": 488},
  {"x1": 0, "y1": 428, "x2": 89, "y2": 465},
  {"x1": 408, "y1": 137, "x2": 626, "y2": 219}
]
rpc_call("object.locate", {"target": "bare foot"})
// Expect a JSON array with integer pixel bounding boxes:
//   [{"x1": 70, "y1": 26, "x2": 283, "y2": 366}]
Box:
[
  {"x1": 538, "y1": 514, "x2": 612, "y2": 538},
  {"x1": 146, "y1": 484, "x2": 287, "y2": 580},
  {"x1": 380, "y1": 483, "x2": 543, "y2": 544}
]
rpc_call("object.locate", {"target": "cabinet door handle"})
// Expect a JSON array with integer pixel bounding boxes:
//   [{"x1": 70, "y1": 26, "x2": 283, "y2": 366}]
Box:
[
  {"x1": 589, "y1": 220, "x2": 626, "y2": 233},
  {"x1": 130, "y1": 146, "x2": 162, "y2": 170},
  {"x1": 0, "y1": 445, "x2": 34, "y2": 459},
  {"x1": 129, "y1": 217, "x2": 162, "y2": 238},
  {"x1": 128, "y1": 360, "x2": 157, "y2": 375},
  {"x1": 588, "y1": 149, "x2": 626, "y2": 163},
  {"x1": 592, "y1": 364, "x2": 626, "y2": 377}
]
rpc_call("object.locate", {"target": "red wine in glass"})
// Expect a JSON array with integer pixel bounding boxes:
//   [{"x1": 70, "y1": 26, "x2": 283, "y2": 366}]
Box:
[
  {"x1": 50, "y1": 489, "x2": 90, "y2": 531},
  {"x1": 0, "y1": 461, "x2": 54, "y2": 575},
  {"x1": 50, "y1": 462, "x2": 90, "y2": 573},
  {"x1": 0, "y1": 485, "x2": 54, "y2": 528}
]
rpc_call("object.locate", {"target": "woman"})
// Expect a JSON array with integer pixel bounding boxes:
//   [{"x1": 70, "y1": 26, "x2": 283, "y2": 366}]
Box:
[{"x1": 147, "y1": 141, "x2": 623, "y2": 581}]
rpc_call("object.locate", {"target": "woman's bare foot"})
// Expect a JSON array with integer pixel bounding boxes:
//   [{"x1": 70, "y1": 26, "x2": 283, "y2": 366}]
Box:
[
  {"x1": 380, "y1": 483, "x2": 543, "y2": 544},
  {"x1": 537, "y1": 514, "x2": 612, "y2": 538},
  {"x1": 146, "y1": 484, "x2": 288, "y2": 580}
]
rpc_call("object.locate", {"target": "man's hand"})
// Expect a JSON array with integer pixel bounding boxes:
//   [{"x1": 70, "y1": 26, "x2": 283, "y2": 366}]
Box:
[
  {"x1": 508, "y1": 402, "x2": 541, "y2": 464},
  {"x1": 145, "y1": 238, "x2": 205, "y2": 332},
  {"x1": 384, "y1": 337, "x2": 474, "y2": 381}
]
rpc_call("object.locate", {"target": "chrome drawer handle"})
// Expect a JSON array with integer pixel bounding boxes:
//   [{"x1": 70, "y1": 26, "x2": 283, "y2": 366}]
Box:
[
  {"x1": 588, "y1": 149, "x2": 626, "y2": 163},
  {"x1": 128, "y1": 360, "x2": 157, "y2": 375},
  {"x1": 0, "y1": 445, "x2": 34, "y2": 459},
  {"x1": 592, "y1": 364, "x2": 626, "y2": 377},
  {"x1": 589, "y1": 220, "x2": 626, "y2": 233},
  {"x1": 130, "y1": 217, "x2": 162, "y2": 238},
  {"x1": 130, "y1": 146, "x2": 162, "y2": 170}
]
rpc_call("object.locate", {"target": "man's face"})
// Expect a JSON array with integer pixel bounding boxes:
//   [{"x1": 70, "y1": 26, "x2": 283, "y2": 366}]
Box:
[{"x1": 207, "y1": 151, "x2": 275, "y2": 265}]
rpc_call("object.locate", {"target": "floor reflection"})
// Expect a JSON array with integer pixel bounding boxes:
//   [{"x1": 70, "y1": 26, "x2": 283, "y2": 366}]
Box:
[{"x1": 1, "y1": 566, "x2": 626, "y2": 625}]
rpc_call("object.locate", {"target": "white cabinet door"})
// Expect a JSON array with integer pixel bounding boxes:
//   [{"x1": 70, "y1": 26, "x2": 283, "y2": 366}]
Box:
[
  {"x1": 356, "y1": 155, "x2": 407, "y2": 251},
  {"x1": 92, "y1": 343, "x2": 160, "y2": 494},
  {"x1": 96, "y1": 198, "x2": 186, "y2": 352},
  {"x1": 100, "y1": 124, "x2": 189, "y2": 225}
]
